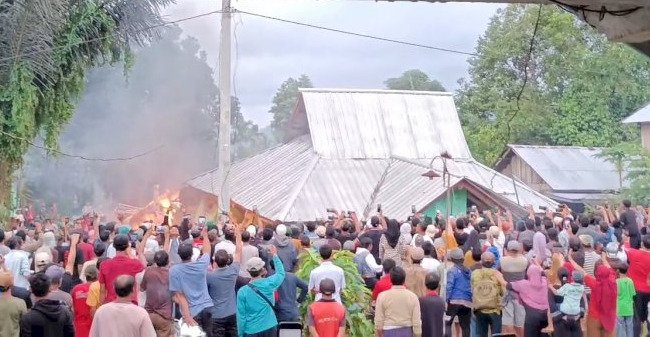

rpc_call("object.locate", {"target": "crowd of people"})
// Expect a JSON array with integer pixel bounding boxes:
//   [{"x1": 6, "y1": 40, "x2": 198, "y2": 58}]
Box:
[{"x1": 0, "y1": 199, "x2": 649, "y2": 337}]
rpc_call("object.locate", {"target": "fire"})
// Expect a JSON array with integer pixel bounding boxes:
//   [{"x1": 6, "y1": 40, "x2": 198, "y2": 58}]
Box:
[{"x1": 159, "y1": 198, "x2": 171, "y2": 209}]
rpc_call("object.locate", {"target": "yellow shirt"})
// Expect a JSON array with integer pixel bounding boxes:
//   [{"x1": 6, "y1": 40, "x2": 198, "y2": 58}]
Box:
[{"x1": 86, "y1": 281, "x2": 100, "y2": 308}]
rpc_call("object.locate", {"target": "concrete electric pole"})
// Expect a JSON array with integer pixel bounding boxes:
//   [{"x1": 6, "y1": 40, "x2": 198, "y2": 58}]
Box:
[{"x1": 218, "y1": 0, "x2": 232, "y2": 214}]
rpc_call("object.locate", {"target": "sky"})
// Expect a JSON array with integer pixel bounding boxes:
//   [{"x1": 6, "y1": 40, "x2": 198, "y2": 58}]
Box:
[{"x1": 165, "y1": 0, "x2": 502, "y2": 127}]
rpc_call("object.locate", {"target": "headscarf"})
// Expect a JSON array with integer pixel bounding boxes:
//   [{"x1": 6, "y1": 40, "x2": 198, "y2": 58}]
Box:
[
  {"x1": 532, "y1": 231, "x2": 550, "y2": 265},
  {"x1": 462, "y1": 230, "x2": 479, "y2": 254},
  {"x1": 592, "y1": 265, "x2": 617, "y2": 332},
  {"x1": 400, "y1": 223, "x2": 412, "y2": 243},
  {"x1": 546, "y1": 253, "x2": 564, "y2": 287},
  {"x1": 511, "y1": 264, "x2": 549, "y2": 310},
  {"x1": 385, "y1": 219, "x2": 401, "y2": 248}
]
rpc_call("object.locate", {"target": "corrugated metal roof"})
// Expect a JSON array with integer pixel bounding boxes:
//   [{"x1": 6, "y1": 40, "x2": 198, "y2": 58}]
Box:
[
  {"x1": 285, "y1": 159, "x2": 390, "y2": 221},
  {"x1": 623, "y1": 102, "x2": 650, "y2": 124},
  {"x1": 503, "y1": 145, "x2": 623, "y2": 192},
  {"x1": 374, "y1": 158, "x2": 461, "y2": 218},
  {"x1": 298, "y1": 89, "x2": 472, "y2": 160},
  {"x1": 187, "y1": 90, "x2": 558, "y2": 222},
  {"x1": 187, "y1": 135, "x2": 318, "y2": 220}
]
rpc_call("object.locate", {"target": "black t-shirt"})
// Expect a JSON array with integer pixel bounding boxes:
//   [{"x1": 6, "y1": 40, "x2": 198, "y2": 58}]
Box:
[
  {"x1": 620, "y1": 209, "x2": 640, "y2": 236},
  {"x1": 359, "y1": 229, "x2": 383, "y2": 262}
]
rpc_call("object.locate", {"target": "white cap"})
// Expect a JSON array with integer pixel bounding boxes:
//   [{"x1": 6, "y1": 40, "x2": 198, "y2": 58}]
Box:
[
  {"x1": 246, "y1": 225, "x2": 257, "y2": 236},
  {"x1": 276, "y1": 224, "x2": 287, "y2": 237}
]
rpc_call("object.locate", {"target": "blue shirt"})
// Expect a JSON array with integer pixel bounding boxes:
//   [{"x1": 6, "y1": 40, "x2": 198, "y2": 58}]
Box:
[
  {"x1": 206, "y1": 263, "x2": 240, "y2": 318},
  {"x1": 236, "y1": 255, "x2": 286, "y2": 336},
  {"x1": 169, "y1": 254, "x2": 213, "y2": 317}
]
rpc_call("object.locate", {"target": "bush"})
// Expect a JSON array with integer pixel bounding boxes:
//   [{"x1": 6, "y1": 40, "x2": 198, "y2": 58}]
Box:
[{"x1": 296, "y1": 249, "x2": 374, "y2": 337}]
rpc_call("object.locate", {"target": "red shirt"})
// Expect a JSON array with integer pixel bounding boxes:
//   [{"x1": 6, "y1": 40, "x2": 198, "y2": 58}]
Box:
[
  {"x1": 373, "y1": 275, "x2": 392, "y2": 301},
  {"x1": 71, "y1": 283, "x2": 92, "y2": 337},
  {"x1": 308, "y1": 300, "x2": 346, "y2": 337},
  {"x1": 78, "y1": 242, "x2": 95, "y2": 262},
  {"x1": 625, "y1": 247, "x2": 650, "y2": 293},
  {"x1": 98, "y1": 255, "x2": 145, "y2": 304}
]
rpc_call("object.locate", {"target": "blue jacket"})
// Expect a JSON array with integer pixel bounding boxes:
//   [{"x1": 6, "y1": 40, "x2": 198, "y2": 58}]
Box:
[
  {"x1": 236, "y1": 255, "x2": 286, "y2": 337},
  {"x1": 275, "y1": 272, "x2": 308, "y2": 321},
  {"x1": 446, "y1": 264, "x2": 472, "y2": 302}
]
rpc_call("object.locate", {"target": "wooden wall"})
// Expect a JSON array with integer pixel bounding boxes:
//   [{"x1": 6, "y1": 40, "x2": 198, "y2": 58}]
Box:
[{"x1": 498, "y1": 155, "x2": 551, "y2": 193}]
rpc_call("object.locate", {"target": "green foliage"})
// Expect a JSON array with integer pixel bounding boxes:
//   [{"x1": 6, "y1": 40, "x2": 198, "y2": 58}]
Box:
[
  {"x1": 384, "y1": 69, "x2": 446, "y2": 91},
  {"x1": 296, "y1": 249, "x2": 373, "y2": 337},
  {"x1": 269, "y1": 75, "x2": 314, "y2": 142},
  {"x1": 0, "y1": 0, "x2": 172, "y2": 207},
  {"x1": 598, "y1": 142, "x2": 650, "y2": 204},
  {"x1": 456, "y1": 4, "x2": 650, "y2": 165}
]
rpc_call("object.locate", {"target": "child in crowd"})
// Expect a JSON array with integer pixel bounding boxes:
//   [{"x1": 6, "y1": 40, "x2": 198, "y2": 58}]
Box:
[
  {"x1": 549, "y1": 270, "x2": 585, "y2": 321},
  {"x1": 616, "y1": 264, "x2": 635, "y2": 337}
]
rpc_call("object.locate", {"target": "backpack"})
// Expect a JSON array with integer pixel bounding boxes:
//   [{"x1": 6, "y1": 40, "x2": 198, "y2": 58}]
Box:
[{"x1": 472, "y1": 271, "x2": 500, "y2": 310}]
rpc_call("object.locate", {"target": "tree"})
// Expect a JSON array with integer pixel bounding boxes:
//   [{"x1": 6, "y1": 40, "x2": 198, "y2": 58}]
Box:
[
  {"x1": 21, "y1": 25, "x2": 267, "y2": 212},
  {"x1": 269, "y1": 75, "x2": 313, "y2": 142},
  {"x1": 456, "y1": 5, "x2": 650, "y2": 165},
  {"x1": 598, "y1": 142, "x2": 650, "y2": 204},
  {"x1": 0, "y1": 0, "x2": 172, "y2": 209},
  {"x1": 384, "y1": 69, "x2": 446, "y2": 91}
]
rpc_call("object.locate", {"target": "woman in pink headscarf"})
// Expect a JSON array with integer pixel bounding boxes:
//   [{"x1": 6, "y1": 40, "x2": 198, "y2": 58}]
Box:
[{"x1": 496, "y1": 261, "x2": 550, "y2": 337}]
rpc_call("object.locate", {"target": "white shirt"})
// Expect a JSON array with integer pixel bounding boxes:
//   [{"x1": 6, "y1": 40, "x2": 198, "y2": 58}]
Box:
[
  {"x1": 308, "y1": 261, "x2": 346, "y2": 303},
  {"x1": 421, "y1": 257, "x2": 441, "y2": 273},
  {"x1": 356, "y1": 247, "x2": 382, "y2": 273},
  {"x1": 106, "y1": 243, "x2": 116, "y2": 258},
  {"x1": 4, "y1": 250, "x2": 31, "y2": 289},
  {"x1": 410, "y1": 233, "x2": 433, "y2": 247}
]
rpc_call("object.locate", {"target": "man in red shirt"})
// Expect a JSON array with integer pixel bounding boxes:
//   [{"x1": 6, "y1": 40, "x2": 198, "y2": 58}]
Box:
[
  {"x1": 307, "y1": 278, "x2": 346, "y2": 337},
  {"x1": 98, "y1": 228, "x2": 149, "y2": 305},
  {"x1": 72, "y1": 264, "x2": 98, "y2": 337},
  {"x1": 78, "y1": 234, "x2": 95, "y2": 263},
  {"x1": 624, "y1": 235, "x2": 650, "y2": 336},
  {"x1": 372, "y1": 258, "x2": 397, "y2": 302}
]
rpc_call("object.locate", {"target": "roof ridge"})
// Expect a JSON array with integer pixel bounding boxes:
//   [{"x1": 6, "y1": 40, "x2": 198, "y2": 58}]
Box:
[
  {"x1": 508, "y1": 144, "x2": 605, "y2": 150},
  {"x1": 299, "y1": 88, "x2": 452, "y2": 96}
]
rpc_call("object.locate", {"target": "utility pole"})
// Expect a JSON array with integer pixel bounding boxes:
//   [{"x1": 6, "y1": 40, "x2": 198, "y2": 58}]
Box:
[{"x1": 218, "y1": 0, "x2": 232, "y2": 214}]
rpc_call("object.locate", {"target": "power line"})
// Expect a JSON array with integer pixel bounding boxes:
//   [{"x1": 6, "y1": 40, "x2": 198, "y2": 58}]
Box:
[
  {"x1": 234, "y1": 9, "x2": 479, "y2": 57},
  {"x1": 0, "y1": 130, "x2": 164, "y2": 161},
  {"x1": 0, "y1": 10, "x2": 224, "y2": 65}
]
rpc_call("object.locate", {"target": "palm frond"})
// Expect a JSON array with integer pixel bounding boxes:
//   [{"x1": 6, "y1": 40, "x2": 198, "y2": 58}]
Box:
[
  {"x1": 100, "y1": 0, "x2": 175, "y2": 46},
  {"x1": 0, "y1": 0, "x2": 67, "y2": 84}
]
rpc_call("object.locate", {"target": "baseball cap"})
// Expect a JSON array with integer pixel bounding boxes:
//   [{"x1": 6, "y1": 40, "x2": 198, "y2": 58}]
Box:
[
  {"x1": 276, "y1": 224, "x2": 287, "y2": 237},
  {"x1": 605, "y1": 242, "x2": 619, "y2": 257},
  {"x1": 425, "y1": 225, "x2": 438, "y2": 237},
  {"x1": 45, "y1": 265, "x2": 65, "y2": 282},
  {"x1": 246, "y1": 257, "x2": 266, "y2": 272},
  {"x1": 34, "y1": 252, "x2": 52, "y2": 270},
  {"x1": 507, "y1": 240, "x2": 522, "y2": 252},
  {"x1": 315, "y1": 226, "x2": 326, "y2": 238},
  {"x1": 319, "y1": 278, "x2": 336, "y2": 296},
  {"x1": 0, "y1": 272, "x2": 14, "y2": 289},
  {"x1": 411, "y1": 247, "x2": 425, "y2": 261},
  {"x1": 246, "y1": 225, "x2": 257, "y2": 236},
  {"x1": 449, "y1": 248, "x2": 464, "y2": 261},
  {"x1": 579, "y1": 235, "x2": 594, "y2": 247}
]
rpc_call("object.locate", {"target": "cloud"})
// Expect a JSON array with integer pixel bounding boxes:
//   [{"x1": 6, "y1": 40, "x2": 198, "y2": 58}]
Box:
[{"x1": 165, "y1": 0, "x2": 502, "y2": 126}]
